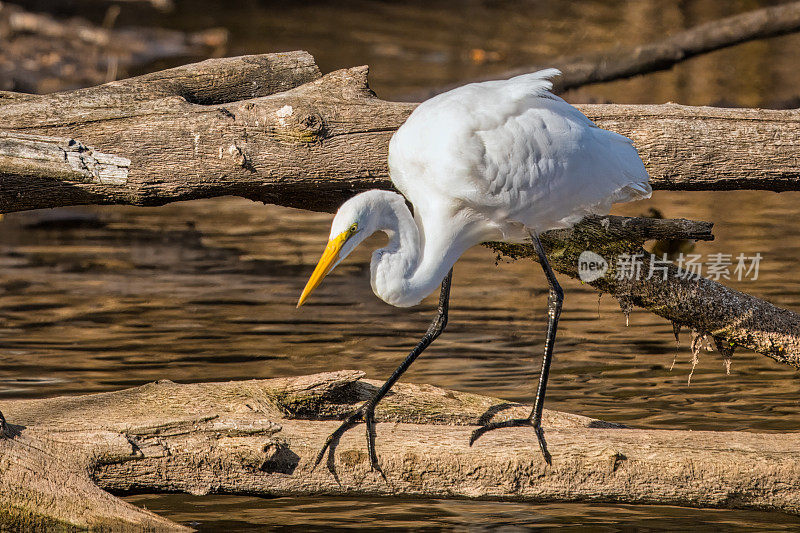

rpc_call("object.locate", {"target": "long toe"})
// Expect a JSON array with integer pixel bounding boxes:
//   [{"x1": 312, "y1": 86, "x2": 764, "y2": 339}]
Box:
[
  {"x1": 534, "y1": 426, "x2": 552, "y2": 465},
  {"x1": 314, "y1": 417, "x2": 357, "y2": 469},
  {"x1": 314, "y1": 406, "x2": 380, "y2": 473},
  {"x1": 364, "y1": 410, "x2": 382, "y2": 472},
  {"x1": 469, "y1": 418, "x2": 533, "y2": 445},
  {"x1": 469, "y1": 418, "x2": 553, "y2": 463}
]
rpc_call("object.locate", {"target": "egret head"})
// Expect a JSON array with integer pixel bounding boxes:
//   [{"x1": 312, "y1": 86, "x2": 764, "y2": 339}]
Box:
[{"x1": 297, "y1": 191, "x2": 389, "y2": 307}]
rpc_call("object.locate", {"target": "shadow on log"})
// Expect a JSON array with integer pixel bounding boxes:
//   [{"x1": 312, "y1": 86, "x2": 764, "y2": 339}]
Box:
[{"x1": 3, "y1": 371, "x2": 800, "y2": 529}]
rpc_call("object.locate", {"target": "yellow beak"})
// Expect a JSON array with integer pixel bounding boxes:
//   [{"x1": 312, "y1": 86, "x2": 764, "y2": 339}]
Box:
[{"x1": 297, "y1": 231, "x2": 350, "y2": 308}]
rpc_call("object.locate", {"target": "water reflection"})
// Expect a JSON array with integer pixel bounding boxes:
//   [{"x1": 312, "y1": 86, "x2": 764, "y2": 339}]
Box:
[{"x1": 2, "y1": 192, "x2": 799, "y2": 433}]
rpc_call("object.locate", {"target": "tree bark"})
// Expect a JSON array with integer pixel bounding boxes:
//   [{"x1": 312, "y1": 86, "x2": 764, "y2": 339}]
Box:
[{"x1": 3, "y1": 371, "x2": 800, "y2": 530}]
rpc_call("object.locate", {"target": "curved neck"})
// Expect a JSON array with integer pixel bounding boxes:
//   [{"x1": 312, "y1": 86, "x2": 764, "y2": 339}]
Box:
[{"x1": 370, "y1": 200, "x2": 467, "y2": 307}]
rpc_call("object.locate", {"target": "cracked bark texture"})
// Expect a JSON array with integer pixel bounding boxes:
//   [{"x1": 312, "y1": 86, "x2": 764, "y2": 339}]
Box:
[{"x1": 3, "y1": 371, "x2": 800, "y2": 530}]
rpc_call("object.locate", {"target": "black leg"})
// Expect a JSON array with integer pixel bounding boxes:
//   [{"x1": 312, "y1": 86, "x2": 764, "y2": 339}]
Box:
[
  {"x1": 314, "y1": 268, "x2": 453, "y2": 473},
  {"x1": 470, "y1": 231, "x2": 563, "y2": 465},
  {"x1": 0, "y1": 409, "x2": 6, "y2": 438}
]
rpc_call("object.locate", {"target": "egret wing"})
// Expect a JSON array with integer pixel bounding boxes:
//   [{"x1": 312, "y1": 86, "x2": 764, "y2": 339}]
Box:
[{"x1": 389, "y1": 70, "x2": 651, "y2": 239}]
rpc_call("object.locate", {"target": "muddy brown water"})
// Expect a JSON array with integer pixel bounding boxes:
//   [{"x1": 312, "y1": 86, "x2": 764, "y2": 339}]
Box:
[{"x1": 2, "y1": 0, "x2": 800, "y2": 529}]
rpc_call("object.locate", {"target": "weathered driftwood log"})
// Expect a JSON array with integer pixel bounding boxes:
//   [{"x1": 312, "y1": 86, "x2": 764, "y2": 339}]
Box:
[
  {"x1": 0, "y1": 53, "x2": 798, "y2": 217},
  {"x1": 429, "y1": 1, "x2": 800, "y2": 95},
  {"x1": 3, "y1": 371, "x2": 800, "y2": 529},
  {"x1": 0, "y1": 1, "x2": 227, "y2": 93}
]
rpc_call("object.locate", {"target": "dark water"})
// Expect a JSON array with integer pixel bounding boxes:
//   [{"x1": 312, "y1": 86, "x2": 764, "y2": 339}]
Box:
[{"x1": 2, "y1": 0, "x2": 800, "y2": 529}]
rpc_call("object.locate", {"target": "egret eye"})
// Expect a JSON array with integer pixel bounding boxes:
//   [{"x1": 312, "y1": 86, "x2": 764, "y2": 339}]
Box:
[{"x1": 349, "y1": 223, "x2": 359, "y2": 234}]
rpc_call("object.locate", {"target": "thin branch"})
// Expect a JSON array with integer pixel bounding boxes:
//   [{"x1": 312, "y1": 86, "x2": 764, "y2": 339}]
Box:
[
  {"x1": 557, "y1": 1, "x2": 800, "y2": 92},
  {"x1": 426, "y1": 1, "x2": 800, "y2": 96}
]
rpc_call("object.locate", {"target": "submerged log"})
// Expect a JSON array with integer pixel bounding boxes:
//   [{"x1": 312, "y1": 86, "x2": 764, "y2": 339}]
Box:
[
  {"x1": 429, "y1": 1, "x2": 800, "y2": 95},
  {"x1": 2, "y1": 371, "x2": 800, "y2": 529}
]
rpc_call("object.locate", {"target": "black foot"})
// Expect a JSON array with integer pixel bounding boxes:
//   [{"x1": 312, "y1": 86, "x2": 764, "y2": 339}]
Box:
[
  {"x1": 314, "y1": 404, "x2": 384, "y2": 476},
  {"x1": 469, "y1": 418, "x2": 551, "y2": 465},
  {"x1": 0, "y1": 410, "x2": 6, "y2": 438}
]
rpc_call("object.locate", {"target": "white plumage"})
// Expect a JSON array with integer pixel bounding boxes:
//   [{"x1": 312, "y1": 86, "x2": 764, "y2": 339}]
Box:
[
  {"x1": 297, "y1": 68, "x2": 650, "y2": 309},
  {"x1": 390, "y1": 68, "x2": 650, "y2": 241}
]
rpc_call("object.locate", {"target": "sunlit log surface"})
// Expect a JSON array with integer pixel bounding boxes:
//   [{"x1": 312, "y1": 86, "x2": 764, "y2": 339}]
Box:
[
  {"x1": 3, "y1": 371, "x2": 800, "y2": 530},
  {"x1": 1, "y1": 52, "x2": 798, "y2": 212},
  {"x1": 1, "y1": 52, "x2": 799, "y2": 368}
]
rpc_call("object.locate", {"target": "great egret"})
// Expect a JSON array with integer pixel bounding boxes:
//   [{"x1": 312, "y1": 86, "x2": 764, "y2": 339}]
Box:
[{"x1": 297, "y1": 69, "x2": 651, "y2": 468}]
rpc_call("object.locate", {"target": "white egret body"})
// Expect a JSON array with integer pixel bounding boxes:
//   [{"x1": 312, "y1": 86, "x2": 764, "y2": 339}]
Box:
[
  {"x1": 299, "y1": 69, "x2": 650, "y2": 308},
  {"x1": 298, "y1": 69, "x2": 651, "y2": 468}
]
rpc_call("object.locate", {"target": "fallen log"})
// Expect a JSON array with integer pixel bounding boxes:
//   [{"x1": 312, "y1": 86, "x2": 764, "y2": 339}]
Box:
[
  {"x1": 2, "y1": 371, "x2": 800, "y2": 529},
  {"x1": 0, "y1": 53, "x2": 797, "y2": 217},
  {"x1": 0, "y1": 1, "x2": 227, "y2": 93}
]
